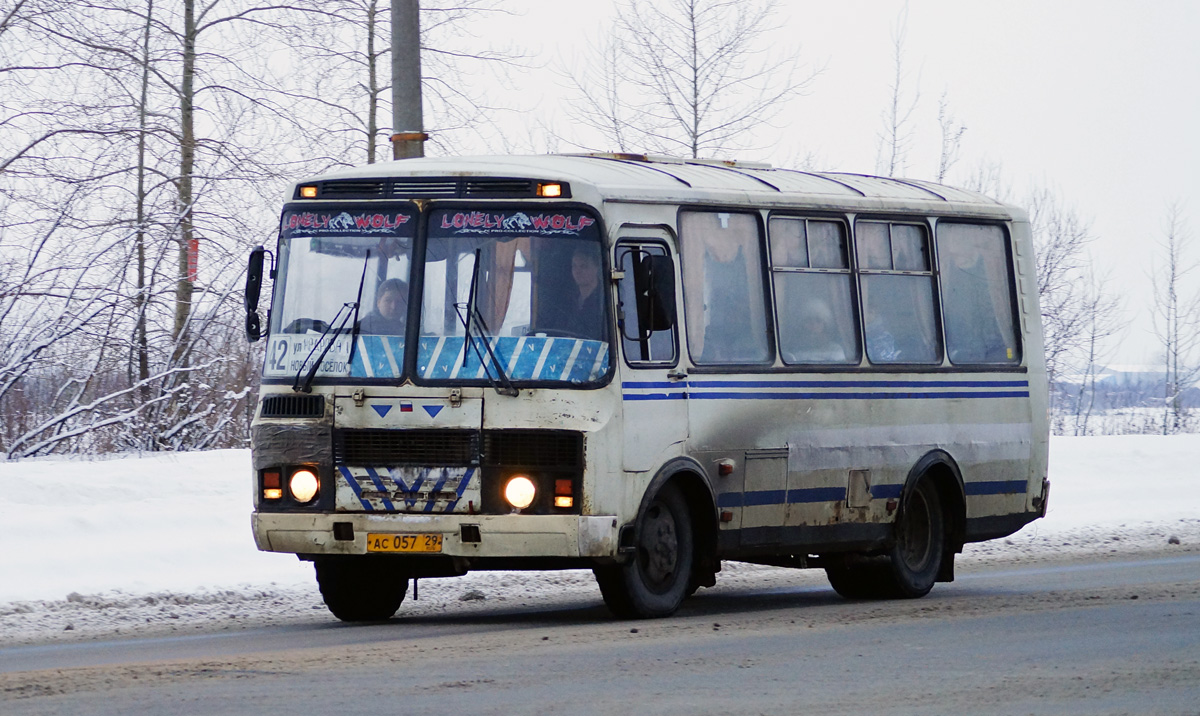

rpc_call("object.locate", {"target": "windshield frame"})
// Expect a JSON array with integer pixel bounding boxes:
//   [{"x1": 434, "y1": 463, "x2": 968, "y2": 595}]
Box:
[
  {"x1": 263, "y1": 200, "x2": 615, "y2": 390},
  {"x1": 262, "y1": 200, "x2": 420, "y2": 387},
  {"x1": 411, "y1": 200, "x2": 614, "y2": 391}
]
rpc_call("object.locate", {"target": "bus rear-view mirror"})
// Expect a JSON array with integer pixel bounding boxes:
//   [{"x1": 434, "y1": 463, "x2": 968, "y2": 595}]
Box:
[
  {"x1": 634, "y1": 253, "x2": 676, "y2": 332},
  {"x1": 245, "y1": 246, "x2": 265, "y2": 342}
]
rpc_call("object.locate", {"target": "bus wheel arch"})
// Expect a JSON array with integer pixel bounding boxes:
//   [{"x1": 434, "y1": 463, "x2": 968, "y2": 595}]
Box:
[
  {"x1": 595, "y1": 459, "x2": 717, "y2": 618},
  {"x1": 903, "y1": 450, "x2": 966, "y2": 583},
  {"x1": 825, "y1": 451, "x2": 964, "y2": 600}
]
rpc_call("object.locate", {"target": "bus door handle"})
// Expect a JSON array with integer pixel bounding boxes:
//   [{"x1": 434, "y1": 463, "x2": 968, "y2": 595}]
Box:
[{"x1": 667, "y1": 369, "x2": 688, "y2": 382}]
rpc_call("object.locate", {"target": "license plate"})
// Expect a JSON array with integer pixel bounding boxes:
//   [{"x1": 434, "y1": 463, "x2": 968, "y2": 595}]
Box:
[{"x1": 366, "y1": 533, "x2": 443, "y2": 553}]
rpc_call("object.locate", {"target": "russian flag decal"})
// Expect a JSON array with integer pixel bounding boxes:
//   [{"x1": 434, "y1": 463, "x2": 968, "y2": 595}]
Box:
[{"x1": 400, "y1": 401, "x2": 413, "y2": 412}]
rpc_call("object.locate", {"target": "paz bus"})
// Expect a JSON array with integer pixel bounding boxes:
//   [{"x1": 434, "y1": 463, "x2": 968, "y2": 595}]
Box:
[{"x1": 243, "y1": 154, "x2": 1049, "y2": 621}]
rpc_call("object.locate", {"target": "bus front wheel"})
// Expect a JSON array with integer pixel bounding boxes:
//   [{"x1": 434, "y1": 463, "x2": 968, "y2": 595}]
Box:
[
  {"x1": 594, "y1": 483, "x2": 694, "y2": 619},
  {"x1": 825, "y1": 477, "x2": 944, "y2": 600},
  {"x1": 314, "y1": 557, "x2": 409, "y2": 622}
]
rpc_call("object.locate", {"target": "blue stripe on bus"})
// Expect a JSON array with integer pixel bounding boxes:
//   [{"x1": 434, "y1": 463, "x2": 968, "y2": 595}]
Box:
[
  {"x1": 424, "y1": 474, "x2": 449, "y2": 513},
  {"x1": 870, "y1": 484, "x2": 904, "y2": 499},
  {"x1": 623, "y1": 379, "x2": 1029, "y2": 390},
  {"x1": 718, "y1": 487, "x2": 847, "y2": 507},
  {"x1": 338, "y1": 465, "x2": 374, "y2": 511},
  {"x1": 788, "y1": 487, "x2": 847, "y2": 503},
  {"x1": 444, "y1": 467, "x2": 475, "y2": 512},
  {"x1": 718, "y1": 482, "x2": 1021, "y2": 508},
  {"x1": 964, "y1": 480, "x2": 1028, "y2": 495},
  {"x1": 633, "y1": 390, "x2": 1027, "y2": 402},
  {"x1": 364, "y1": 467, "x2": 395, "y2": 511}
]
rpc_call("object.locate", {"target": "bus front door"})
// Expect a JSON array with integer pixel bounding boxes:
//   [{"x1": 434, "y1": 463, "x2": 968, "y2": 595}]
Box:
[{"x1": 614, "y1": 235, "x2": 687, "y2": 473}]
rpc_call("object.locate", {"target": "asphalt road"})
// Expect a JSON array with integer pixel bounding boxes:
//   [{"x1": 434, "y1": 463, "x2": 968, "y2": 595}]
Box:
[{"x1": 3, "y1": 553, "x2": 1199, "y2": 716}]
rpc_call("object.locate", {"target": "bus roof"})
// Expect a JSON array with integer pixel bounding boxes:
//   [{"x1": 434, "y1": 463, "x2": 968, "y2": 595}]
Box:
[{"x1": 292, "y1": 154, "x2": 1018, "y2": 218}]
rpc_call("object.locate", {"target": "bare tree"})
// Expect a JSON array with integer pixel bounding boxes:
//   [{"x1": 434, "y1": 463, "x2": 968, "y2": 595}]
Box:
[
  {"x1": 935, "y1": 91, "x2": 965, "y2": 183},
  {"x1": 876, "y1": 3, "x2": 919, "y2": 177},
  {"x1": 564, "y1": 33, "x2": 636, "y2": 153},
  {"x1": 280, "y1": 0, "x2": 519, "y2": 165},
  {"x1": 1070, "y1": 267, "x2": 1124, "y2": 436},
  {"x1": 1027, "y1": 185, "x2": 1092, "y2": 394},
  {"x1": 1150, "y1": 204, "x2": 1200, "y2": 434},
  {"x1": 567, "y1": 0, "x2": 818, "y2": 158}
]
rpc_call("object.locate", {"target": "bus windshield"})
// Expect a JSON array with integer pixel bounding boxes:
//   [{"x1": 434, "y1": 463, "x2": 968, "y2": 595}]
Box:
[
  {"x1": 264, "y1": 204, "x2": 416, "y2": 380},
  {"x1": 417, "y1": 206, "x2": 610, "y2": 385}
]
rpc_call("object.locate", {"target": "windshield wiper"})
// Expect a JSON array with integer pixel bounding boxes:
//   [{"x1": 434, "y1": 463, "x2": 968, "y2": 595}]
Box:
[
  {"x1": 292, "y1": 254, "x2": 367, "y2": 393},
  {"x1": 454, "y1": 249, "x2": 518, "y2": 397},
  {"x1": 292, "y1": 302, "x2": 355, "y2": 393}
]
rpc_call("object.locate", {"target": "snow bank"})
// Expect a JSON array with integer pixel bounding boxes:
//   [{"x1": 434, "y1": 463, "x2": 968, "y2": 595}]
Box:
[
  {"x1": 0, "y1": 435, "x2": 1197, "y2": 641},
  {"x1": 0, "y1": 450, "x2": 311, "y2": 603}
]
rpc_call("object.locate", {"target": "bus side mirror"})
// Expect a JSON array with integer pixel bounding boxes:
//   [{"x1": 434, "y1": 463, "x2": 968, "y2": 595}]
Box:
[
  {"x1": 245, "y1": 246, "x2": 265, "y2": 342},
  {"x1": 634, "y1": 253, "x2": 676, "y2": 332}
]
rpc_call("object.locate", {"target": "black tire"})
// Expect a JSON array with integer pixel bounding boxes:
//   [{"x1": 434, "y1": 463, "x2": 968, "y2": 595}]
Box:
[
  {"x1": 824, "y1": 562, "x2": 892, "y2": 599},
  {"x1": 314, "y1": 557, "x2": 409, "y2": 622},
  {"x1": 825, "y1": 478, "x2": 945, "y2": 600},
  {"x1": 888, "y1": 477, "x2": 944, "y2": 597},
  {"x1": 594, "y1": 483, "x2": 694, "y2": 619}
]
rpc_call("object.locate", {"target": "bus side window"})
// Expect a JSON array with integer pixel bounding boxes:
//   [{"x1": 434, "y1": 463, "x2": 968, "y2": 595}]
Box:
[
  {"x1": 680, "y1": 211, "x2": 772, "y2": 365},
  {"x1": 768, "y1": 217, "x2": 860, "y2": 365},
  {"x1": 857, "y1": 221, "x2": 941, "y2": 365},
  {"x1": 936, "y1": 223, "x2": 1021, "y2": 365},
  {"x1": 616, "y1": 242, "x2": 677, "y2": 364}
]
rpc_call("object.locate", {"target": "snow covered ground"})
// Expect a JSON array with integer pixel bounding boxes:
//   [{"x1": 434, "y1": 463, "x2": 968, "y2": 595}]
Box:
[{"x1": 1, "y1": 435, "x2": 1197, "y2": 645}]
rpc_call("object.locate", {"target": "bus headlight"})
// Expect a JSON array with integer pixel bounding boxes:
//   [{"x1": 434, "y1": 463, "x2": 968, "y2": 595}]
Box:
[
  {"x1": 289, "y1": 468, "x2": 319, "y2": 503},
  {"x1": 504, "y1": 475, "x2": 536, "y2": 510}
]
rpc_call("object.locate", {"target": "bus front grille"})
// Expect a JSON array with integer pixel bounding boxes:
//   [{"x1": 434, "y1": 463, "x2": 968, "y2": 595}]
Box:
[
  {"x1": 335, "y1": 429, "x2": 478, "y2": 466},
  {"x1": 260, "y1": 394, "x2": 325, "y2": 419},
  {"x1": 482, "y1": 430, "x2": 582, "y2": 468},
  {"x1": 332, "y1": 429, "x2": 583, "y2": 469}
]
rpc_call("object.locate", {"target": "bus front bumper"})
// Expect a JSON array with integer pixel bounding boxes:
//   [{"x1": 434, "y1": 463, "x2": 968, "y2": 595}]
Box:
[{"x1": 252, "y1": 512, "x2": 621, "y2": 559}]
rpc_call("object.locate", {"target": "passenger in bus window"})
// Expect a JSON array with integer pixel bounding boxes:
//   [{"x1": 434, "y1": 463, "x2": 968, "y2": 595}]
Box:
[
  {"x1": 359, "y1": 278, "x2": 408, "y2": 335},
  {"x1": 542, "y1": 245, "x2": 606, "y2": 339},
  {"x1": 864, "y1": 308, "x2": 900, "y2": 362},
  {"x1": 788, "y1": 300, "x2": 848, "y2": 363}
]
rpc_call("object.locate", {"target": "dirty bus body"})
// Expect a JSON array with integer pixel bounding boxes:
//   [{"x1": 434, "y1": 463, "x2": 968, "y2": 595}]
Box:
[{"x1": 245, "y1": 154, "x2": 1049, "y2": 621}]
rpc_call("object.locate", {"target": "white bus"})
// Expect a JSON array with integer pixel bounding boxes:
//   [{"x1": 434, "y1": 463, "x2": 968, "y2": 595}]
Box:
[{"x1": 244, "y1": 154, "x2": 1049, "y2": 621}]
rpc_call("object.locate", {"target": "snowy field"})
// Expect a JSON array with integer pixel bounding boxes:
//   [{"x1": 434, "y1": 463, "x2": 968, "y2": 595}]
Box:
[{"x1": 1, "y1": 435, "x2": 1198, "y2": 645}]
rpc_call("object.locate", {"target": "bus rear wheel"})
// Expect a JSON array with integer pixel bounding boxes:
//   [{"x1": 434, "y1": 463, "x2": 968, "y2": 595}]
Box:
[
  {"x1": 825, "y1": 477, "x2": 944, "y2": 600},
  {"x1": 594, "y1": 483, "x2": 694, "y2": 619},
  {"x1": 315, "y1": 557, "x2": 409, "y2": 622}
]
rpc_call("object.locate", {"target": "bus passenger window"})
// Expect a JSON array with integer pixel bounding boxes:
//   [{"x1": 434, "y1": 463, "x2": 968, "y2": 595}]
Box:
[
  {"x1": 937, "y1": 223, "x2": 1020, "y2": 365},
  {"x1": 857, "y1": 221, "x2": 941, "y2": 365},
  {"x1": 769, "y1": 217, "x2": 859, "y2": 365},
  {"x1": 680, "y1": 211, "x2": 771, "y2": 365}
]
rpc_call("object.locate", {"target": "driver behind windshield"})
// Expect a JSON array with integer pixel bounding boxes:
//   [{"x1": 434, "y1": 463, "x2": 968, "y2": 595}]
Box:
[
  {"x1": 359, "y1": 278, "x2": 408, "y2": 335},
  {"x1": 542, "y1": 246, "x2": 606, "y2": 339}
]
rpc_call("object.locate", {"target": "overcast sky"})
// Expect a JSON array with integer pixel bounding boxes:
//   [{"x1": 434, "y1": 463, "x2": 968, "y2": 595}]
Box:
[{"x1": 475, "y1": 1, "x2": 1200, "y2": 366}]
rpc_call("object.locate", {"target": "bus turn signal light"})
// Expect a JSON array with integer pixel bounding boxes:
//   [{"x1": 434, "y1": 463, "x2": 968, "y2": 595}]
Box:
[
  {"x1": 263, "y1": 470, "x2": 282, "y2": 500},
  {"x1": 299, "y1": 185, "x2": 318, "y2": 198},
  {"x1": 537, "y1": 183, "x2": 563, "y2": 198}
]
